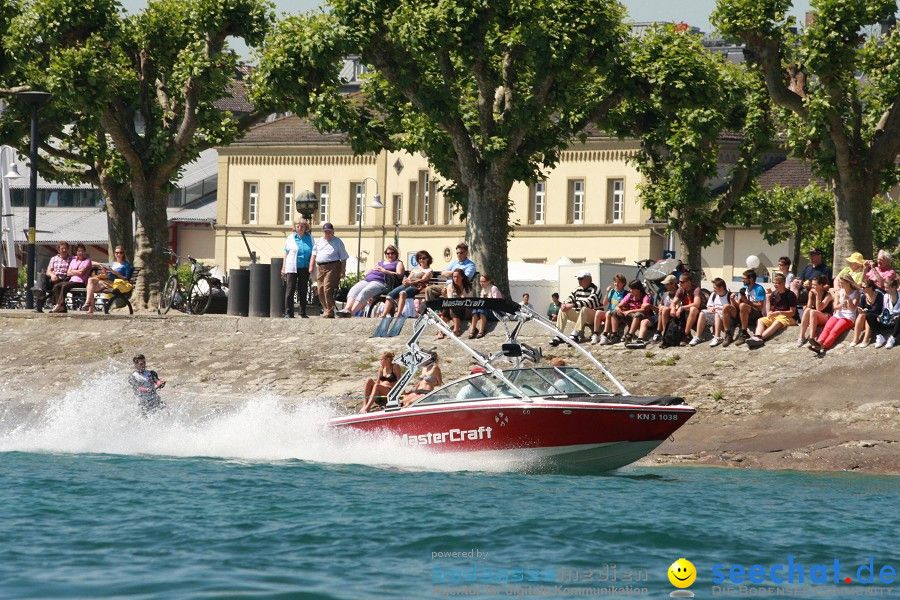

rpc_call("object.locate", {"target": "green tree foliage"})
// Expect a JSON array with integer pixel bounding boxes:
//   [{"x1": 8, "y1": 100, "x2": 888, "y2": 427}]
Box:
[
  {"x1": 606, "y1": 24, "x2": 772, "y2": 276},
  {"x1": 253, "y1": 0, "x2": 629, "y2": 293},
  {"x1": 0, "y1": 0, "x2": 274, "y2": 307},
  {"x1": 737, "y1": 183, "x2": 835, "y2": 268},
  {"x1": 873, "y1": 195, "x2": 900, "y2": 254},
  {"x1": 713, "y1": 0, "x2": 900, "y2": 264}
]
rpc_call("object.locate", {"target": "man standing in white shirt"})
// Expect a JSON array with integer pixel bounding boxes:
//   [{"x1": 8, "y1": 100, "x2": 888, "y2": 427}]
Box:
[{"x1": 310, "y1": 222, "x2": 349, "y2": 318}]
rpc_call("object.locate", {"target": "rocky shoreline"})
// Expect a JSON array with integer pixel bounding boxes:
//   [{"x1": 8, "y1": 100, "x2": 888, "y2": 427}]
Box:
[{"x1": 1, "y1": 310, "x2": 898, "y2": 474}]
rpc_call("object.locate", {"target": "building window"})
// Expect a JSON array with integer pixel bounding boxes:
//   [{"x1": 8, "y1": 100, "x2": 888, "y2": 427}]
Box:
[
  {"x1": 244, "y1": 182, "x2": 258, "y2": 225},
  {"x1": 530, "y1": 181, "x2": 546, "y2": 225},
  {"x1": 420, "y1": 171, "x2": 431, "y2": 225},
  {"x1": 444, "y1": 192, "x2": 453, "y2": 224},
  {"x1": 351, "y1": 181, "x2": 365, "y2": 225},
  {"x1": 608, "y1": 178, "x2": 624, "y2": 224},
  {"x1": 567, "y1": 179, "x2": 584, "y2": 224},
  {"x1": 315, "y1": 182, "x2": 329, "y2": 224},
  {"x1": 393, "y1": 194, "x2": 402, "y2": 225},
  {"x1": 280, "y1": 182, "x2": 293, "y2": 224}
]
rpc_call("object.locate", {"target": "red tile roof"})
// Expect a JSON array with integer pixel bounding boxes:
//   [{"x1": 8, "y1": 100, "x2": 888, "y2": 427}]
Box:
[{"x1": 757, "y1": 157, "x2": 829, "y2": 190}]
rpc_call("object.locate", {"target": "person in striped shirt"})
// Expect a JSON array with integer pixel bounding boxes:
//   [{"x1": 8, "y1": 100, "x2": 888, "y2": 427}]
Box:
[{"x1": 549, "y1": 270, "x2": 601, "y2": 346}]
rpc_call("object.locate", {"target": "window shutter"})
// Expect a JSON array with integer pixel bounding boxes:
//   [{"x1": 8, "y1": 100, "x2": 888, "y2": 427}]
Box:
[
  {"x1": 528, "y1": 185, "x2": 536, "y2": 225},
  {"x1": 409, "y1": 180, "x2": 418, "y2": 225},
  {"x1": 428, "y1": 181, "x2": 437, "y2": 225},
  {"x1": 566, "y1": 180, "x2": 575, "y2": 225},
  {"x1": 349, "y1": 182, "x2": 357, "y2": 224},
  {"x1": 606, "y1": 179, "x2": 614, "y2": 224}
]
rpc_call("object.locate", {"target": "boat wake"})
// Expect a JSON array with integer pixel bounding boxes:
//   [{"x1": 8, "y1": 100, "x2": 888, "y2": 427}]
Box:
[{"x1": 0, "y1": 368, "x2": 537, "y2": 474}]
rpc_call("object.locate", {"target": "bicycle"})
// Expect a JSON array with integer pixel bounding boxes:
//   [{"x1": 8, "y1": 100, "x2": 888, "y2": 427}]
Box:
[{"x1": 157, "y1": 250, "x2": 213, "y2": 315}]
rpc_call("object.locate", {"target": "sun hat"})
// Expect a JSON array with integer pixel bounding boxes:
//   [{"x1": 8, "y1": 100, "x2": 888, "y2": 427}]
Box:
[
  {"x1": 845, "y1": 252, "x2": 865, "y2": 265},
  {"x1": 661, "y1": 274, "x2": 677, "y2": 285}
]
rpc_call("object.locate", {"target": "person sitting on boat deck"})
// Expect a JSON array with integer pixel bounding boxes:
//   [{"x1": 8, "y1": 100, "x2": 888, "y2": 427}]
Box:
[
  {"x1": 49, "y1": 243, "x2": 93, "y2": 313},
  {"x1": 423, "y1": 242, "x2": 477, "y2": 302},
  {"x1": 547, "y1": 292, "x2": 561, "y2": 322},
  {"x1": 722, "y1": 269, "x2": 766, "y2": 347},
  {"x1": 82, "y1": 246, "x2": 134, "y2": 314},
  {"x1": 550, "y1": 270, "x2": 600, "y2": 346},
  {"x1": 360, "y1": 351, "x2": 403, "y2": 413},
  {"x1": 547, "y1": 358, "x2": 579, "y2": 394},
  {"x1": 401, "y1": 351, "x2": 443, "y2": 406},
  {"x1": 128, "y1": 354, "x2": 166, "y2": 415},
  {"x1": 468, "y1": 274, "x2": 502, "y2": 338},
  {"x1": 745, "y1": 273, "x2": 798, "y2": 348},
  {"x1": 380, "y1": 250, "x2": 434, "y2": 318},
  {"x1": 338, "y1": 245, "x2": 404, "y2": 317},
  {"x1": 594, "y1": 273, "x2": 628, "y2": 345},
  {"x1": 436, "y1": 269, "x2": 474, "y2": 338},
  {"x1": 637, "y1": 274, "x2": 678, "y2": 345},
  {"x1": 456, "y1": 366, "x2": 489, "y2": 400}
]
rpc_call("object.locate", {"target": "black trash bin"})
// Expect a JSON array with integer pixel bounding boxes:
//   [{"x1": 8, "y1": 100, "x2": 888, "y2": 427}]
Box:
[
  {"x1": 270, "y1": 257, "x2": 285, "y2": 317},
  {"x1": 227, "y1": 268, "x2": 250, "y2": 317},
  {"x1": 249, "y1": 263, "x2": 271, "y2": 318}
]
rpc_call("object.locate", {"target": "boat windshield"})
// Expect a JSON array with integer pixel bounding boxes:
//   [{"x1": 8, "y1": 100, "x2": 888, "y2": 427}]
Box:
[
  {"x1": 411, "y1": 367, "x2": 611, "y2": 406},
  {"x1": 501, "y1": 367, "x2": 611, "y2": 396},
  {"x1": 414, "y1": 373, "x2": 515, "y2": 406}
]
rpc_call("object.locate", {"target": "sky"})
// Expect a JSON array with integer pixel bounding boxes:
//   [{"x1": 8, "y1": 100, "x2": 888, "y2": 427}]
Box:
[{"x1": 119, "y1": 0, "x2": 818, "y2": 56}]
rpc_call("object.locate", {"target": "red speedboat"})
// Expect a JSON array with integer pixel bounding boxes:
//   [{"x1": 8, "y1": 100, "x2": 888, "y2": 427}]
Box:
[{"x1": 329, "y1": 299, "x2": 695, "y2": 474}]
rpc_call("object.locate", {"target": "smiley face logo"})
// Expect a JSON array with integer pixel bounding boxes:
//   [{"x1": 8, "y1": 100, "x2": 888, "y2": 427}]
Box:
[{"x1": 668, "y1": 558, "x2": 696, "y2": 588}]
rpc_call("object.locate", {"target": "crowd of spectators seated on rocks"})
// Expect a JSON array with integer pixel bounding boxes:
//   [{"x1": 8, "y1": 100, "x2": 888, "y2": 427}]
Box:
[{"x1": 545, "y1": 248, "x2": 899, "y2": 355}]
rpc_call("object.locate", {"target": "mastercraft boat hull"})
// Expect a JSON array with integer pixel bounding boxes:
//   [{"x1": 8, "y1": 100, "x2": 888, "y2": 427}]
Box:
[{"x1": 329, "y1": 399, "x2": 695, "y2": 473}]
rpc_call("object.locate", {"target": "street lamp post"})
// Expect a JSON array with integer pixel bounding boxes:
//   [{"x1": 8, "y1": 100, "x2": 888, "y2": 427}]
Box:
[
  {"x1": 1, "y1": 146, "x2": 23, "y2": 268},
  {"x1": 356, "y1": 177, "x2": 383, "y2": 279},
  {"x1": 18, "y1": 91, "x2": 52, "y2": 309}
]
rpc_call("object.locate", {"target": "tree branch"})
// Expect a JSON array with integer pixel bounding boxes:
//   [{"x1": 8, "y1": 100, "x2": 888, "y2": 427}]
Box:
[{"x1": 869, "y1": 97, "x2": 900, "y2": 171}]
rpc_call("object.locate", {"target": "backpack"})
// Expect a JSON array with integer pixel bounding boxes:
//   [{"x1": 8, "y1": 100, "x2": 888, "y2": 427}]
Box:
[{"x1": 662, "y1": 316, "x2": 685, "y2": 347}]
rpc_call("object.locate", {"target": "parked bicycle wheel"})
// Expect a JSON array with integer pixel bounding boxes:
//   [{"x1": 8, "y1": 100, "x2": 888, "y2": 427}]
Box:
[
  {"x1": 158, "y1": 275, "x2": 179, "y2": 314},
  {"x1": 188, "y1": 277, "x2": 212, "y2": 315}
]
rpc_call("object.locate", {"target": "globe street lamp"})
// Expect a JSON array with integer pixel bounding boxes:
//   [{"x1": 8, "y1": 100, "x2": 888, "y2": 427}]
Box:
[
  {"x1": 18, "y1": 90, "x2": 52, "y2": 309},
  {"x1": 356, "y1": 177, "x2": 383, "y2": 279},
  {"x1": 295, "y1": 189, "x2": 319, "y2": 221}
]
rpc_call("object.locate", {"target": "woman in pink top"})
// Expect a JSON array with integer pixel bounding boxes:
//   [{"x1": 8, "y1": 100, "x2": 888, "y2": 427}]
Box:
[
  {"x1": 808, "y1": 273, "x2": 859, "y2": 356},
  {"x1": 614, "y1": 280, "x2": 651, "y2": 344},
  {"x1": 49, "y1": 243, "x2": 93, "y2": 313}
]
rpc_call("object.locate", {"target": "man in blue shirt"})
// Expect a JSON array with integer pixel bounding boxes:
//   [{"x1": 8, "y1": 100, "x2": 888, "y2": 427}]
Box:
[
  {"x1": 424, "y1": 242, "x2": 477, "y2": 300},
  {"x1": 792, "y1": 248, "x2": 832, "y2": 294},
  {"x1": 722, "y1": 269, "x2": 766, "y2": 346}
]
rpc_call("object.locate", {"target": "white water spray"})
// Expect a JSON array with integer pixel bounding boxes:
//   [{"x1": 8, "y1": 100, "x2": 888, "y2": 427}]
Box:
[{"x1": 0, "y1": 368, "x2": 527, "y2": 473}]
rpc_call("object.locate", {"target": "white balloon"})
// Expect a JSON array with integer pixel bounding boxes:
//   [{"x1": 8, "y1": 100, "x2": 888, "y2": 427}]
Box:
[{"x1": 746, "y1": 255, "x2": 760, "y2": 269}]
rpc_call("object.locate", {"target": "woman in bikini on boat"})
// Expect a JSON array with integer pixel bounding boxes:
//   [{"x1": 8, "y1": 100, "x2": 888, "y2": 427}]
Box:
[
  {"x1": 401, "y1": 351, "x2": 443, "y2": 407},
  {"x1": 360, "y1": 351, "x2": 403, "y2": 413}
]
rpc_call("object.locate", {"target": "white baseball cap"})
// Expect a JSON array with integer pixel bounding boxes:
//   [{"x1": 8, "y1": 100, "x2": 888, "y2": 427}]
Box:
[{"x1": 576, "y1": 270, "x2": 591, "y2": 279}]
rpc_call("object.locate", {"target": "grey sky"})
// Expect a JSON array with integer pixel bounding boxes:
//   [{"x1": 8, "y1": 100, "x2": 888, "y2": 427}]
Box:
[
  {"x1": 119, "y1": 0, "x2": 816, "y2": 35},
  {"x1": 119, "y1": 0, "x2": 818, "y2": 59}
]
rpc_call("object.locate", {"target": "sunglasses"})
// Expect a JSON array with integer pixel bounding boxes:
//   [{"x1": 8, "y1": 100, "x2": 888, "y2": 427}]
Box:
[{"x1": 385, "y1": 252, "x2": 397, "y2": 256}]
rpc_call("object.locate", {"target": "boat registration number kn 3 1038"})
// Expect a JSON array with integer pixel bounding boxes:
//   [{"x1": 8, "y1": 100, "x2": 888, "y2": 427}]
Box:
[{"x1": 400, "y1": 426, "x2": 493, "y2": 446}]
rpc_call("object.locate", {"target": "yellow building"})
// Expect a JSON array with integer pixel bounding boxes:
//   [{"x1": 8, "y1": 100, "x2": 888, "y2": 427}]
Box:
[{"x1": 215, "y1": 115, "x2": 792, "y2": 285}]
